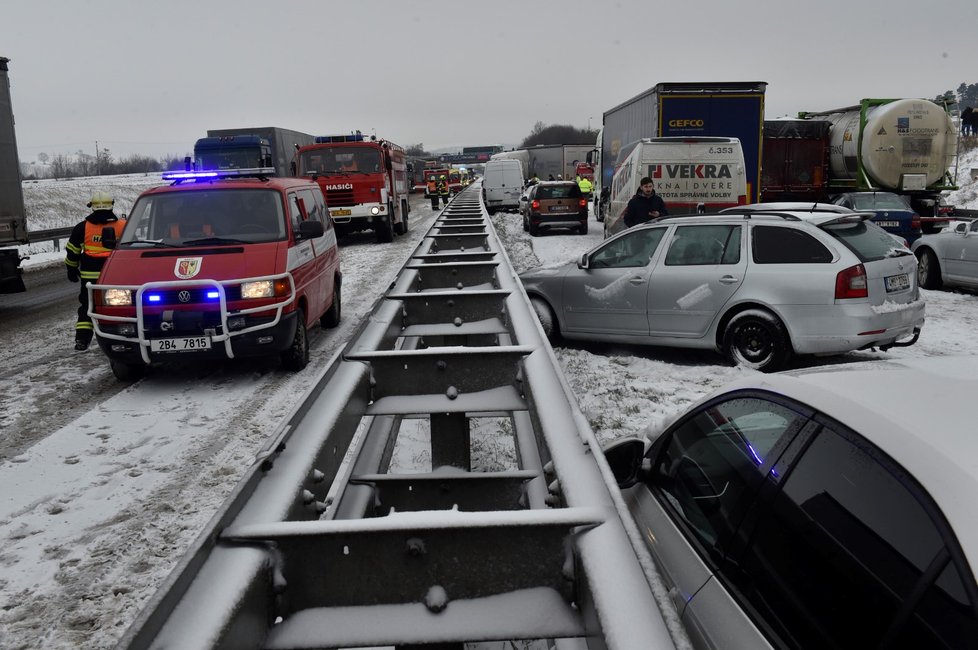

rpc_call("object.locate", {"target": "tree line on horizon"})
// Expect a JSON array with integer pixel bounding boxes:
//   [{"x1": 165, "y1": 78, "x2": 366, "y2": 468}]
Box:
[{"x1": 21, "y1": 148, "x2": 189, "y2": 180}]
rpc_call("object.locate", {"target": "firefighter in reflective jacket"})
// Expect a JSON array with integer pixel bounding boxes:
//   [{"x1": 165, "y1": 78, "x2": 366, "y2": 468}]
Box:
[
  {"x1": 65, "y1": 192, "x2": 126, "y2": 351},
  {"x1": 437, "y1": 174, "x2": 450, "y2": 207},
  {"x1": 427, "y1": 175, "x2": 439, "y2": 209}
]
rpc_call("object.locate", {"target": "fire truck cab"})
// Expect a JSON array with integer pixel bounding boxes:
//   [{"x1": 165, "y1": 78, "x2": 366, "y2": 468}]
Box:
[
  {"x1": 296, "y1": 132, "x2": 409, "y2": 243},
  {"x1": 89, "y1": 168, "x2": 342, "y2": 381}
]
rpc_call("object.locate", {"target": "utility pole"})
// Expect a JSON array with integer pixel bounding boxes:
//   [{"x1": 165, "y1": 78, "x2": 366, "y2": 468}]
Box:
[{"x1": 95, "y1": 140, "x2": 100, "y2": 175}]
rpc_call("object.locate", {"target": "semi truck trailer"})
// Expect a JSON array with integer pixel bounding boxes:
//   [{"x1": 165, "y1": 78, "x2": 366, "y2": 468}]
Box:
[{"x1": 0, "y1": 56, "x2": 28, "y2": 294}]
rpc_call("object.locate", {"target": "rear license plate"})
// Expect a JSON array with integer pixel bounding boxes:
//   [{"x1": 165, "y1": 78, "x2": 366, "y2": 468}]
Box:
[
  {"x1": 549, "y1": 205, "x2": 571, "y2": 212},
  {"x1": 875, "y1": 220, "x2": 900, "y2": 227},
  {"x1": 330, "y1": 209, "x2": 352, "y2": 217},
  {"x1": 151, "y1": 337, "x2": 211, "y2": 352},
  {"x1": 885, "y1": 273, "x2": 910, "y2": 292}
]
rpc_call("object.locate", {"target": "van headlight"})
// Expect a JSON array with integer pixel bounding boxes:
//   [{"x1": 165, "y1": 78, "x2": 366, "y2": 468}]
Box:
[
  {"x1": 241, "y1": 280, "x2": 274, "y2": 298},
  {"x1": 104, "y1": 289, "x2": 133, "y2": 306}
]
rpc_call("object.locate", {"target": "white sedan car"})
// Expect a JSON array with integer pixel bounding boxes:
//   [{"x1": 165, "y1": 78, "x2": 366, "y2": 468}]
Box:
[
  {"x1": 602, "y1": 355, "x2": 978, "y2": 649},
  {"x1": 911, "y1": 219, "x2": 978, "y2": 290}
]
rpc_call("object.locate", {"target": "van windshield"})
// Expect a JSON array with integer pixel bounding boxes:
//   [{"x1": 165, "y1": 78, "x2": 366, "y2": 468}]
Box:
[{"x1": 122, "y1": 189, "x2": 286, "y2": 246}]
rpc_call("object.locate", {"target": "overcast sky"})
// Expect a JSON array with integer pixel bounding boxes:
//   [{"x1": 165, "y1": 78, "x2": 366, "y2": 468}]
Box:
[{"x1": 3, "y1": 0, "x2": 977, "y2": 162}]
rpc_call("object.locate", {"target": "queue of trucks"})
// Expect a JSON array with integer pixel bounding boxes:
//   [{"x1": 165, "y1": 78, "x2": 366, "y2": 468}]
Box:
[{"x1": 592, "y1": 81, "x2": 960, "y2": 233}]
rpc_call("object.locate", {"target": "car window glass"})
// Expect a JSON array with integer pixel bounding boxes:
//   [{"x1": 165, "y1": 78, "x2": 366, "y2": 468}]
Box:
[
  {"x1": 822, "y1": 219, "x2": 898, "y2": 261},
  {"x1": 536, "y1": 185, "x2": 582, "y2": 199},
  {"x1": 664, "y1": 225, "x2": 741, "y2": 265},
  {"x1": 851, "y1": 193, "x2": 909, "y2": 210},
  {"x1": 590, "y1": 228, "x2": 666, "y2": 268},
  {"x1": 736, "y1": 426, "x2": 977, "y2": 648},
  {"x1": 752, "y1": 225, "x2": 833, "y2": 264},
  {"x1": 652, "y1": 397, "x2": 805, "y2": 556},
  {"x1": 970, "y1": 220, "x2": 978, "y2": 233},
  {"x1": 298, "y1": 189, "x2": 323, "y2": 224}
]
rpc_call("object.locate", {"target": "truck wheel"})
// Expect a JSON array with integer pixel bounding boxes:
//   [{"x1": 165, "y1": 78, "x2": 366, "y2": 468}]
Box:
[
  {"x1": 110, "y1": 359, "x2": 146, "y2": 382},
  {"x1": 281, "y1": 308, "x2": 309, "y2": 371},
  {"x1": 916, "y1": 248, "x2": 943, "y2": 289},
  {"x1": 320, "y1": 281, "x2": 341, "y2": 328},
  {"x1": 722, "y1": 309, "x2": 791, "y2": 372},
  {"x1": 399, "y1": 200, "x2": 409, "y2": 234}
]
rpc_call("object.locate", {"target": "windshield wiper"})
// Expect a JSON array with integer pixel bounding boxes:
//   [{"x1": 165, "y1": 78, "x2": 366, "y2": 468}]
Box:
[
  {"x1": 120, "y1": 239, "x2": 177, "y2": 248},
  {"x1": 182, "y1": 237, "x2": 250, "y2": 246}
]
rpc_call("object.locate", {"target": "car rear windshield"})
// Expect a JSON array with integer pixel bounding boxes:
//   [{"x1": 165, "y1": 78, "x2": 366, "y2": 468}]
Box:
[
  {"x1": 850, "y1": 194, "x2": 910, "y2": 210},
  {"x1": 536, "y1": 185, "x2": 582, "y2": 200},
  {"x1": 821, "y1": 219, "x2": 904, "y2": 261}
]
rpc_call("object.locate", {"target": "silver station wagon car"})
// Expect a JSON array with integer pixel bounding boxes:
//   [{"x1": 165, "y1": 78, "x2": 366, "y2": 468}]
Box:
[
  {"x1": 911, "y1": 218, "x2": 978, "y2": 291},
  {"x1": 519, "y1": 204, "x2": 924, "y2": 371}
]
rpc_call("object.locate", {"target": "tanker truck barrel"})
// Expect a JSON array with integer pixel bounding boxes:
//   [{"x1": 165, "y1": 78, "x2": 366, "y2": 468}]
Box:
[{"x1": 801, "y1": 98, "x2": 956, "y2": 193}]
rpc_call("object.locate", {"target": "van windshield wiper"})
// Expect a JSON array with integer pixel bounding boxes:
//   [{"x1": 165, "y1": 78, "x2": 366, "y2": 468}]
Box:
[
  {"x1": 182, "y1": 237, "x2": 250, "y2": 246},
  {"x1": 120, "y1": 239, "x2": 177, "y2": 248}
]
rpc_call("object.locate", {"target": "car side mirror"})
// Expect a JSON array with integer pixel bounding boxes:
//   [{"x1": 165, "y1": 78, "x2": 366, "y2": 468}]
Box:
[
  {"x1": 602, "y1": 437, "x2": 646, "y2": 488},
  {"x1": 578, "y1": 253, "x2": 589, "y2": 269},
  {"x1": 956, "y1": 222, "x2": 968, "y2": 234},
  {"x1": 297, "y1": 219, "x2": 325, "y2": 240},
  {"x1": 101, "y1": 225, "x2": 118, "y2": 250}
]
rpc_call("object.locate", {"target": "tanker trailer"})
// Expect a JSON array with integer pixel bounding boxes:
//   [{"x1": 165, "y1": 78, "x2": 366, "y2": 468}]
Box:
[{"x1": 799, "y1": 98, "x2": 957, "y2": 232}]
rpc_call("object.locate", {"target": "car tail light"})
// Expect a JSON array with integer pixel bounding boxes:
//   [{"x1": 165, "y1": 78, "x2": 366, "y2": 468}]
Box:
[
  {"x1": 578, "y1": 199, "x2": 587, "y2": 208},
  {"x1": 835, "y1": 264, "x2": 868, "y2": 299},
  {"x1": 910, "y1": 213, "x2": 921, "y2": 230},
  {"x1": 531, "y1": 200, "x2": 540, "y2": 210}
]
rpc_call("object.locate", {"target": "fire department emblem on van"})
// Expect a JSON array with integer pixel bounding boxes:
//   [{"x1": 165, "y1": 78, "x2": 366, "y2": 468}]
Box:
[{"x1": 175, "y1": 257, "x2": 202, "y2": 279}]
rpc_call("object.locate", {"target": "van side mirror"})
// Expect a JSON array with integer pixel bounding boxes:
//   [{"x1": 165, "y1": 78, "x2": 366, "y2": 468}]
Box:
[
  {"x1": 297, "y1": 219, "x2": 325, "y2": 240},
  {"x1": 101, "y1": 225, "x2": 118, "y2": 250}
]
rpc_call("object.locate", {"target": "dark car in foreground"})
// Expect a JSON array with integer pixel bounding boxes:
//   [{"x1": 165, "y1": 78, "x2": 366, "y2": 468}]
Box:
[
  {"x1": 601, "y1": 355, "x2": 978, "y2": 649},
  {"x1": 831, "y1": 191, "x2": 921, "y2": 244}
]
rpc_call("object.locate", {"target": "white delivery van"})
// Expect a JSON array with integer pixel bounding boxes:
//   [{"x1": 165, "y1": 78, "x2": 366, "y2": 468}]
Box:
[
  {"x1": 605, "y1": 137, "x2": 747, "y2": 237},
  {"x1": 482, "y1": 159, "x2": 525, "y2": 214}
]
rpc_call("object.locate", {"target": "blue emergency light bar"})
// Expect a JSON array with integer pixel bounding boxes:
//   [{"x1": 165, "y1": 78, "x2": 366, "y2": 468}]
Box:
[
  {"x1": 162, "y1": 167, "x2": 277, "y2": 181},
  {"x1": 314, "y1": 133, "x2": 368, "y2": 144}
]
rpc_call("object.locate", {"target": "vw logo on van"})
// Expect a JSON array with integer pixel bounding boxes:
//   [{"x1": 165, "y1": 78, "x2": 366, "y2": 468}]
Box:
[{"x1": 178, "y1": 291, "x2": 191, "y2": 303}]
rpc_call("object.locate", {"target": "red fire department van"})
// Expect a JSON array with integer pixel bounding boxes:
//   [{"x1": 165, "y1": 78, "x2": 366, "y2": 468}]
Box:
[
  {"x1": 88, "y1": 167, "x2": 341, "y2": 381},
  {"x1": 295, "y1": 131, "x2": 410, "y2": 243}
]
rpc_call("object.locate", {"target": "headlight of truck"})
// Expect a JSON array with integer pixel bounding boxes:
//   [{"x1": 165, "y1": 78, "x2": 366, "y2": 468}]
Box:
[
  {"x1": 104, "y1": 289, "x2": 133, "y2": 306},
  {"x1": 241, "y1": 280, "x2": 275, "y2": 299},
  {"x1": 371, "y1": 206, "x2": 381, "y2": 215}
]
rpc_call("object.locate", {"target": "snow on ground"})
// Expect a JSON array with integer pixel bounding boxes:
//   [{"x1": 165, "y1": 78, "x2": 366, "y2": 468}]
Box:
[{"x1": 2, "y1": 163, "x2": 978, "y2": 648}]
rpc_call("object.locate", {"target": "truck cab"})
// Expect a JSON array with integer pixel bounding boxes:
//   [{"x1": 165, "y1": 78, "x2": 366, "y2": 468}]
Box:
[
  {"x1": 89, "y1": 168, "x2": 341, "y2": 381},
  {"x1": 295, "y1": 132, "x2": 410, "y2": 243}
]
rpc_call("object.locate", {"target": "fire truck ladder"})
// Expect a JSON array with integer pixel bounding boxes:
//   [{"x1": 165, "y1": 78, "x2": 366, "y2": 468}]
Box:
[{"x1": 116, "y1": 186, "x2": 685, "y2": 650}]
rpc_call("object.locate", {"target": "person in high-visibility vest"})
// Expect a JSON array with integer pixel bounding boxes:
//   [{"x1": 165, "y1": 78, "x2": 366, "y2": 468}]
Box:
[
  {"x1": 437, "y1": 174, "x2": 451, "y2": 207},
  {"x1": 577, "y1": 175, "x2": 593, "y2": 202},
  {"x1": 427, "y1": 176, "x2": 439, "y2": 209},
  {"x1": 65, "y1": 192, "x2": 126, "y2": 351}
]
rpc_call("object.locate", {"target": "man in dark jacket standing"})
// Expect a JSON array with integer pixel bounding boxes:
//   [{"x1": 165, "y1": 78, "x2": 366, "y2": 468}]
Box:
[
  {"x1": 65, "y1": 192, "x2": 125, "y2": 350},
  {"x1": 622, "y1": 177, "x2": 668, "y2": 228}
]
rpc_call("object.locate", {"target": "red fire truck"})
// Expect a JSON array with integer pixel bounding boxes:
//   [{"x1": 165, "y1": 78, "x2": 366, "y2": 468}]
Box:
[{"x1": 296, "y1": 132, "x2": 409, "y2": 243}]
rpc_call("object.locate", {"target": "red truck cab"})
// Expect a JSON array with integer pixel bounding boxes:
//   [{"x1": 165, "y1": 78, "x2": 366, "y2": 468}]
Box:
[{"x1": 89, "y1": 168, "x2": 341, "y2": 381}]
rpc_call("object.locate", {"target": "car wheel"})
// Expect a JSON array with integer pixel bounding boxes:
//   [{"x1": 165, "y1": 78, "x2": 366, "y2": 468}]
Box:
[
  {"x1": 529, "y1": 221, "x2": 539, "y2": 236},
  {"x1": 110, "y1": 359, "x2": 146, "y2": 382},
  {"x1": 281, "y1": 308, "x2": 309, "y2": 371},
  {"x1": 487, "y1": 207, "x2": 496, "y2": 215},
  {"x1": 578, "y1": 220, "x2": 588, "y2": 235},
  {"x1": 530, "y1": 297, "x2": 559, "y2": 342},
  {"x1": 723, "y1": 309, "x2": 791, "y2": 372},
  {"x1": 523, "y1": 215, "x2": 529, "y2": 232},
  {"x1": 916, "y1": 248, "x2": 943, "y2": 289},
  {"x1": 320, "y1": 280, "x2": 341, "y2": 329}
]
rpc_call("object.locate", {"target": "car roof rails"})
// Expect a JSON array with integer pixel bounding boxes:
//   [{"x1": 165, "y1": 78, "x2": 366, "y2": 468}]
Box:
[{"x1": 161, "y1": 167, "x2": 277, "y2": 185}]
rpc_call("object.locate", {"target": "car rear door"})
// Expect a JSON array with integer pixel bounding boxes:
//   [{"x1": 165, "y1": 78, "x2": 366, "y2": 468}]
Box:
[
  {"x1": 942, "y1": 220, "x2": 978, "y2": 286},
  {"x1": 647, "y1": 223, "x2": 747, "y2": 338}
]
